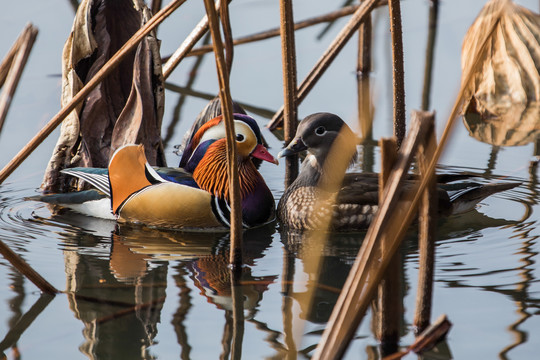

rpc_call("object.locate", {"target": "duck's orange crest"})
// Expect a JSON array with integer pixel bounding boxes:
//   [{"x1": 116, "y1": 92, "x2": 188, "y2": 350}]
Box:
[{"x1": 190, "y1": 116, "x2": 224, "y2": 150}]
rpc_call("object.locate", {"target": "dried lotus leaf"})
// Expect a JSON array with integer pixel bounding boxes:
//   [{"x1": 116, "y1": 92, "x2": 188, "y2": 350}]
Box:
[
  {"x1": 42, "y1": 0, "x2": 165, "y2": 193},
  {"x1": 461, "y1": 0, "x2": 540, "y2": 146}
]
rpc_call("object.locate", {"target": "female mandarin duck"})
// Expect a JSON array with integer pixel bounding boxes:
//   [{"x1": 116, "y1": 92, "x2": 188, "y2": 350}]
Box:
[
  {"x1": 36, "y1": 113, "x2": 278, "y2": 230},
  {"x1": 277, "y1": 112, "x2": 520, "y2": 231}
]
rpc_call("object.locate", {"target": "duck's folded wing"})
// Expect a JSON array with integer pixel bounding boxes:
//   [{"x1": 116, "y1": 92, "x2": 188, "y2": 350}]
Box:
[{"x1": 337, "y1": 173, "x2": 379, "y2": 205}]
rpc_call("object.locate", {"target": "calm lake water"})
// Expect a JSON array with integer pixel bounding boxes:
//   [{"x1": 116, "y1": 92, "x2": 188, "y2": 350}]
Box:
[{"x1": 1, "y1": 0, "x2": 539, "y2": 359}]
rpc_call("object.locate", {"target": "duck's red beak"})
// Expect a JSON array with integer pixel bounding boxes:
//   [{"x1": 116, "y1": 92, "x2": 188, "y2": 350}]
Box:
[{"x1": 251, "y1": 144, "x2": 279, "y2": 165}]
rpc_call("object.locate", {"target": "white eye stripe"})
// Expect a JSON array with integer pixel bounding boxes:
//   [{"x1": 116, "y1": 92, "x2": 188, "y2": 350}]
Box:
[
  {"x1": 198, "y1": 122, "x2": 226, "y2": 144},
  {"x1": 197, "y1": 120, "x2": 256, "y2": 144}
]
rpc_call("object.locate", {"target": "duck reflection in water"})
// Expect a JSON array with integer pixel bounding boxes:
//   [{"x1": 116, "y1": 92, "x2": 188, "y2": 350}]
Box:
[{"x1": 56, "y1": 215, "x2": 276, "y2": 360}]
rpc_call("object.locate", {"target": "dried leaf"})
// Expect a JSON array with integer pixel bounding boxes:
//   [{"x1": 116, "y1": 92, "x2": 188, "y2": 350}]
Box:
[
  {"x1": 464, "y1": 98, "x2": 540, "y2": 146},
  {"x1": 461, "y1": 0, "x2": 540, "y2": 145},
  {"x1": 42, "y1": 0, "x2": 165, "y2": 193}
]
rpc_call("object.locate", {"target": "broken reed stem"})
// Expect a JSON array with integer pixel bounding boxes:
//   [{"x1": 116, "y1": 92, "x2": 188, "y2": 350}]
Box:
[
  {"x1": 0, "y1": 239, "x2": 58, "y2": 294},
  {"x1": 375, "y1": 138, "x2": 401, "y2": 349},
  {"x1": 186, "y1": 4, "x2": 362, "y2": 58},
  {"x1": 313, "y1": 114, "x2": 434, "y2": 360},
  {"x1": 280, "y1": 0, "x2": 299, "y2": 187},
  {"x1": 267, "y1": 0, "x2": 380, "y2": 131},
  {"x1": 388, "y1": 0, "x2": 406, "y2": 148},
  {"x1": 202, "y1": 0, "x2": 243, "y2": 267},
  {"x1": 395, "y1": 3, "x2": 504, "y2": 256},
  {"x1": 0, "y1": 0, "x2": 186, "y2": 185},
  {"x1": 421, "y1": 0, "x2": 439, "y2": 111},
  {"x1": 0, "y1": 26, "x2": 30, "y2": 88},
  {"x1": 0, "y1": 24, "x2": 38, "y2": 133},
  {"x1": 220, "y1": 0, "x2": 234, "y2": 73},
  {"x1": 357, "y1": 2, "x2": 373, "y2": 142},
  {"x1": 414, "y1": 111, "x2": 437, "y2": 333},
  {"x1": 162, "y1": 0, "x2": 224, "y2": 80},
  {"x1": 266, "y1": 0, "x2": 378, "y2": 130},
  {"x1": 382, "y1": 314, "x2": 452, "y2": 360}
]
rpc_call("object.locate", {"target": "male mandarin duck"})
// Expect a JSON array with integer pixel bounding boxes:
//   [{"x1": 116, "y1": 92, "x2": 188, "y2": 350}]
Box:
[
  {"x1": 277, "y1": 112, "x2": 520, "y2": 231},
  {"x1": 33, "y1": 113, "x2": 278, "y2": 230}
]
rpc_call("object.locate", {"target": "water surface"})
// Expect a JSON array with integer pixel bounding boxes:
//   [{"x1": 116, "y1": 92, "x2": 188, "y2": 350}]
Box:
[{"x1": 1, "y1": 0, "x2": 539, "y2": 359}]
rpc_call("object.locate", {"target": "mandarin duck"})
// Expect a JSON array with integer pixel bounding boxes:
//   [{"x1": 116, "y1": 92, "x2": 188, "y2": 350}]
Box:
[
  {"x1": 32, "y1": 113, "x2": 278, "y2": 230},
  {"x1": 277, "y1": 112, "x2": 520, "y2": 231}
]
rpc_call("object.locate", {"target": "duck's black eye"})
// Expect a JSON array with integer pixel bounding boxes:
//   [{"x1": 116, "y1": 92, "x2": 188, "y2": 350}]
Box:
[
  {"x1": 315, "y1": 126, "x2": 327, "y2": 136},
  {"x1": 236, "y1": 133, "x2": 245, "y2": 142}
]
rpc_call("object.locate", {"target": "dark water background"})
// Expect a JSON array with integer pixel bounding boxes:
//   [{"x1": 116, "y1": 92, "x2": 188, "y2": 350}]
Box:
[{"x1": 0, "y1": 0, "x2": 539, "y2": 359}]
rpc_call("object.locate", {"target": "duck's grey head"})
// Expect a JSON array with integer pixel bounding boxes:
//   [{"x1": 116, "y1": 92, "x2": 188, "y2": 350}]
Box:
[{"x1": 278, "y1": 112, "x2": 357, "y2": 165}]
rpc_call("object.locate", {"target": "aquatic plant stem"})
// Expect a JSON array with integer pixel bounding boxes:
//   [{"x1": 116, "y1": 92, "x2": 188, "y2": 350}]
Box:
[
  {"x1": 184, "y1": 4, "x2": 363, "y2": 58},
  {"x1": 202, "y1": 0, "x2": 243, "y2": 267},
  {"x1": 0, "y1": 24, "x2": 38, "y2": 133},
  {"x1": 414, "y1": 111, "x2": 437, "y2": 333},
  {"x1": 421, "y1": 0, "x2": 439, "y2": 111},
  {"x1": 389, "y1": 0, "x2": 406, "y2": 148},
  {"x1": 162, "y1": 0, "x2": 225, "y2": 80},
  {"x1": 267, "y1": 0, "x2": 380, "y2": 130},
  {"x1": 0, "y1": 239, "x2": 58, "y2": 294},
  {"x1": 280, "y1": 0, "x2": 299, "y2": 187},
  {"x1": 0, "y1": 0, "x2": 186, "y2": 185},
  {"x1": 374, "y1": 138, "x2": 401, "y2": 349}
]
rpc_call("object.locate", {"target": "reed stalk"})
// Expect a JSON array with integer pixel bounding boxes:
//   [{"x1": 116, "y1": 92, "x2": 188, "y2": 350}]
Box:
[
  {"x1": 202, "y1": 0, "x2": 243, "y2": 267},
  {"x1": 267, "y1": 0, "x2": 380, "y2": 130},
  {"x1": 0, "y1": 239, "x2": 58, "y2": 294},
  {"x1": 0, "y1": 24, "x2": 38, "y2": 133},
  {"x1": 395, "y1": 3, "x2": 503, "y2": 256},
  {"x1": 357, "y1": 0, "x2": 373, "y2": 142},
  {"x1": 0, "y1": 28, "x2": 26, "y2": 88},
  {"x1": 414, "y1": 110, "x2": 438, "y2": 333},
  {"x1": 421, "y1": 0, "x2": 439, "y2": 111},
  {"x1": 279, "y1": 0, "x2": 299, "y2": 187},
  {"x1": 185, "y1": 4, "x2": 362, "y2": 58},
  {"x1": 374, "y1": 138, "x2": 401, "y2": 350},
  {"x1": 220, "y1": 0, "x2": 234, "y2": 73},
  {"x1": 0, "y1": 0, "x2": 186, "y2": 185},
  {"x1": 162, "y1": 0, "x2": 225, "y2": 80},
  {"x1": 388, "y1": 0, "x2": 406, "y2": 148}
]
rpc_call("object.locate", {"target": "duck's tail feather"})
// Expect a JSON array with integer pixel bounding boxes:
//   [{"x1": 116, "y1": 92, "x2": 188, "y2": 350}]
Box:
[
  {"x1": 61, "y1": 168, "x2": 110, "y2": 196},
  {"x1": 442, "y1": 181, "x2": 521, "y2": 215}
]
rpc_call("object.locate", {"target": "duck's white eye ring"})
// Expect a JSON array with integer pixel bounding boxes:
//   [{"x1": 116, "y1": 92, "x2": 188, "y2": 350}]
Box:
[
  {"x1": 315, "y1": 126, "x2": 326, "y2": 136},
  {"x1": 236, "y1": 133, "x2": 246, "y2": 142}
]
